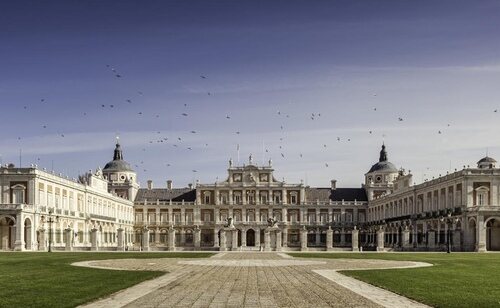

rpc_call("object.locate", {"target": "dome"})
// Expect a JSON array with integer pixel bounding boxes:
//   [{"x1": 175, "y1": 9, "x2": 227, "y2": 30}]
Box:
[
  {"x1": 368, "y1": 161, "x2": 398, "y2": 173},
  {"x1": 477, "y1": 156, "x2": 497, "y2": 164},
  {"x1": 367, "y1": 144, "x2": 398, "y2": 173},
  {"x1": 103, "y1": 160, "x2": 133, "y2": 172},
  {"x1": 102, "y1": 142, "x2": 134, "y2": 172}
]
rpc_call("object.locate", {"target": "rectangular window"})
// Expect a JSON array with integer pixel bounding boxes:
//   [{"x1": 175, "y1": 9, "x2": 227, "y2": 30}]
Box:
[
  {"x1": 261, "y1": 194, "x2": 268, "y2": 204},
  {"x1": 204, "y1": 213, "x2": 211, "y2": 222}
]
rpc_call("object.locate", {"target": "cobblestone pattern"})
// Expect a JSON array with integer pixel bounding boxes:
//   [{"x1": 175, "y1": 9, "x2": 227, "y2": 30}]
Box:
[{"x1": 85, "y1": 253, "x2": 426, "y2": 308}]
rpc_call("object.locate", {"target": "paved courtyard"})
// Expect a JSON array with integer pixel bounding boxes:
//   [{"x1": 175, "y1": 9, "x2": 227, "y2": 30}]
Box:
[{"x1": 76, "y1": 252, "x2": 431, "y2": 308}]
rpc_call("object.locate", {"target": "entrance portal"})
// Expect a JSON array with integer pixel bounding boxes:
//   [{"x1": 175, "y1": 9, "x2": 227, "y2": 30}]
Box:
[
  {"x1": 246, "y1": 229, "x2": 255, "y2": 247},
  {"x1": 487, "y1": 218, "x2": 500, "y2": 251},
  {"x1": 0, "y1": 216, "x2": 15, "y2": 250}
]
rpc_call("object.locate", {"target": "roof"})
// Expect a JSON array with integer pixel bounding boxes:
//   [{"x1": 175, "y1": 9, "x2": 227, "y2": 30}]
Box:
[
  {"x1": 367, "y1": 144, "x2": 398, "y2": 173},
  {"x1": 478, "y1": 156, "x2": 497, "y2": 164},
  {"x1": 103, "y1": 142, "x2": 134, "y2": 172},
  {"x1": 103, "y1": 160, "x2": 133, "y2": 172},
  {"x1": 305, "y1": 187, "x2": 368, "y2": 202},
  {"x1": 135, "y1": 188, "x2": 196, "y2": 202},
  {"x1": 368, "y1": 161, "x2": 398, "y2": 173}
]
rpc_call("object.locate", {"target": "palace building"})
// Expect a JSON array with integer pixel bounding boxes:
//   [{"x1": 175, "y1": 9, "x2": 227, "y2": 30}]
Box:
[
  {"x1": 0, "y1": 141, "x2": 136, "y2": 251},
  {"x1": 1, "y1": 142, "x2": 499, "y2": 252}
]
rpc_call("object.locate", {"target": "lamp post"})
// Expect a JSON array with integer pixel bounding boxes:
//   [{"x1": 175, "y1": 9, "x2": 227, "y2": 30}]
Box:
[
  {"x1": 47, "y1": 210, "x2": 58, "y2": 253},
  {"x1": 440, "y1": 210, "x2": 453, "y2": 253}
]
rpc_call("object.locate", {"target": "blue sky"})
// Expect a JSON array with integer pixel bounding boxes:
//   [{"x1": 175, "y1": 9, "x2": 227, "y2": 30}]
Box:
[{"x1": 1, "y1": 0, "x2": 500, "y2": 188}]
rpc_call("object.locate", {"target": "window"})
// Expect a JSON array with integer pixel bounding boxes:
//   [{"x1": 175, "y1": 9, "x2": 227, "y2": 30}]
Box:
[
  {"x1": 234, "y1": 194, "x2": 241, "y2": 204},
  {"x1": 12, "y1": 188, "x2": 25, "y2": 204},
  {"x1": 204, "y1": 192, "x2": 211, "y2": 204},
  {"x1": 204, "y1": 212, "x2": 211, "y2": 222},
  {"x1": 261, "y1": 194, "x2": 268, "y2": 204},
  {"x1": 221, "y1": 194, "x2": 228, "y2": 204},
  {"x1": 186, "y1": 212, "x2": 193, "y2": 224},
  {"x1": 274, "y1": 193, "x2": 281, "y2": 204},
  {"x1": 308, "y1": 213, "x2": 315, "y2": 223},
  {"x1": 290, "y1": 192, "x2": 297, "y2": 204},
  {"x1": 478, "y1": 193, "x2": 486, "y2": 206},
  {"x1": 248, "y1": 192, "x2": 255, "y2": 204},
  {"x1": 174, "y1": 213, "x2": 181, "y2": 224}
]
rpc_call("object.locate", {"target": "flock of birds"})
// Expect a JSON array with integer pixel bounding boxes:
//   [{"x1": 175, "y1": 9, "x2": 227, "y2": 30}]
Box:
[{"x1": 13, "y1": 64, "x2": 500, "y2": 180}]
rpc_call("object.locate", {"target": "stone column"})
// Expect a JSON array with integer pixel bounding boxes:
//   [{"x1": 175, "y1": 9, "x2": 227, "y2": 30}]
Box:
[
  {"x1": 282, "y1": 227, "x2": 288, "y2": 248},
  {"x1": 194, "y1": 227, "x2": 201, "y2": 249},
  {"x1": 90, "y1": 228, "x2": 99, "y2": 251},
  {"x1": 241, "y1": 229, "x2": 247, "y2": 247},
  {"x1": 117, "y1": 228, "x2": 125, "y2": 251},
  {"x1": 168, "y1": 227, "x2": 176, "y2": 251},
  {"x1": 142, "y1": 228, "x2": 150, "y2": 251},
  {"x1": 476, "y1": 215, "x2": 487, "y2": 252},
  {"x1": 376, "y1": 228, "x2": 385, "y2": 252},
  {"x1": 232, "y1": 229, "x2": 238, "y2": 251},
  {"x1": 427, "y1": 230, "x2": 436, "y2": 250},
  {"x1": 326, "y1": 227, "x2": 333, "y2": 251},
  {"x1": 352, "y1": 228, "x2": 359, "y2": 252},
  {"x1": 300, "y1": 227, "x2": 308, "y2": 251},
  {"x1": 214, "y1": 208, "x2": 220, "y2": 224},
  {"x1": 213, "y1": 228, "x2": 219, "y2": 248},
  {"x1": 255, "y1": 228, "x2": 261, "y2": 247},
  {"x1": 276, "y1": 230, "x2": 282, "y2": 251},
  {"x1": 340, "y1": 230, "x2": 346, "y2": 246},
  {"x1": 315, "y1": 228, "x2": 321, "y2": 246},
  {"x1": 180, "y1": 208, "x2": 186, "y2": 225},
  {"x1": 402, "y1": 227, "x2": 410, "y2": 249},
  {"x1": 264, "y1": 229, "x2": 271, "y2": 251},
  {"x1": 38, "y1": 229, "x2": 46, "y2": 251},
  {"x1": 219, "y1": 229, "x2": 227, "y2": 251},
  {"x1": 65, "y1": 228, "x2": 73, "y2": 251},
  {"x1": 282, "y1": 208, "x2": 288, "y2": 224},
  {"x1": 14, "y1": 213, "x2": 25, "y2": 251},
  {"x1": 154, "y1": 228, "x2": 160, "y2": 246}
]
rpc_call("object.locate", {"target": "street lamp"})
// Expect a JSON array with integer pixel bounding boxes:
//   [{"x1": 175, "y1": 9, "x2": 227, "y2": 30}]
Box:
[
  {"x1": 440, "y1": 210, "x2": 453, "y2": 254},
  {"x1": 47, "y1": 210, "x2": 59, "y2": 253}
]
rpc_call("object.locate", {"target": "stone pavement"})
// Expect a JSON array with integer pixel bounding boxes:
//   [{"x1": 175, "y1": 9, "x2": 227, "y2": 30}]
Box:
[{"x1": 76, "y1": 252, "x2": 431, "y2": 308}]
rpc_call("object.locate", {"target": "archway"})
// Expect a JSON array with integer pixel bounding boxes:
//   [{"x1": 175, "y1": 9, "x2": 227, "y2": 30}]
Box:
[
  {"x1": 0, "y1": 216, "x2": 15, "y2": 250},
  {"x1": 486, "y1": 218, "x2": 500, "y2": 251},
  {"x1": 246, "y1": 229, "x2": 255, "y2": 247},
  {"x1": 24, "y1": 218, "x2": 32, "y2": 250}
]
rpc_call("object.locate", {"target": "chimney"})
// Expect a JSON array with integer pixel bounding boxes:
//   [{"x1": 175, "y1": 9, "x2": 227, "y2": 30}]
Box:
[
  {"x1": 147, "y1": 180, "x2": 153, "y2": 190},
  {"x1": 167, "y1": 180, "x2": 173, "y2": 190},
  {"x1": 331, "y1": 179, "x2": 337, "y2": 190}
]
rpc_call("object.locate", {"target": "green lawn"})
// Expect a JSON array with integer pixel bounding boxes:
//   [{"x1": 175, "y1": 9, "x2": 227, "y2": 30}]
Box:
[
  {"x1": 289, "y1": 252, "x2": 500, "y2": 308},
  {"x1": 0, "y1": 252, "x2": 213, "y2": 308}
]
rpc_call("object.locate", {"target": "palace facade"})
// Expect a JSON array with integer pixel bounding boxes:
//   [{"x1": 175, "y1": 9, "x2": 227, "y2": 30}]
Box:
[
  {"x1": 1, "y1": 142, "x2": 499, "y2": 252},
  {"x1": 0, "y1": 142, "x2": 136, "y2": 251}
]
